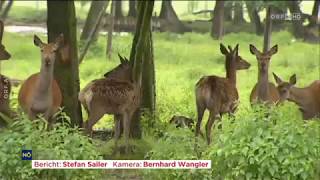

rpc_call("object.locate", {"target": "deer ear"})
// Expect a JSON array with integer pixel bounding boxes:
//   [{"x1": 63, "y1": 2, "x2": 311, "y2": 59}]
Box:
[
  {"x1": 34, "y1": 35, "x2": 43, "y2": 47},
  {"x1": 269, "y1": 44, "x2": 278, "y2": 55},
  {"x1": 118, "y1": 53, "x2": 125, "y2": 64},
  {"x1": 289, "y1": 74, "x2": 296, "y2": 85},
  {"x1": 273, "y1": 72, "x2": 283, "y2": 85},
  {"x1": 249, "y1": 44, "x2": 259, "y2": 55},
  {"x1": 220, "y1": 43, "x2": 228, "y2": 55}
]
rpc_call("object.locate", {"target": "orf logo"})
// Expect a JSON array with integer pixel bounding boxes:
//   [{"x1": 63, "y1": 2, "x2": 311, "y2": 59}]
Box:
[{"x1": 22, "y1": 150, "x2": 32, "y2": 160}]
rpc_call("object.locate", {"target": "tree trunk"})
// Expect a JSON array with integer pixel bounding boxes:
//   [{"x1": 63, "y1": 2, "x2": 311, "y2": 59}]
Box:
[
  {"x1": 1, "y1": 0, "x2": 13, "y2": 21},
  {"x1": 47, "y1": 1, "x2": 82, "y2": 127},
  {"x1": 246, "y1": 2, "x2": 263, "y2": 35},
  {"x1": 263, "y1": 7, "x2": 272, "y2": 53},
  {"x1": 129, "y1": 1, "x2": 155, "y2": 138},
  {"x1": 224, "y1": 3, "x2": 232, "y2": 21},
  {"x1": 79, "y1": 1, "x2": 108, "y2": 63},
  {"x1": 288, "y1": 0, "x2": 305, "y2": 39},
  {"x1": 233, "y1": 2, "x2": 245, "y2": 24},
  {"x1": 0, "y1": 1, "x2": 5, "y2": 12},
  {"x1": 106, "y1": 1, "x2": 115, "y2": 58},
  {"x1": 128, "y1": 0, "x2": 136, "y2": 17},
  {"x1": 115, "y1": 0, "x2": 123, "y2": 19},
  {"x1": 80, "y1": 1, "x2": 109, "y2": 41},
  {"x1": 211, "y1": 1, "x2": 224, "y2": 39},
  {"x1": 309, "y1": 0, "x2": 319, "y2": 26},
  {"x1": 159, "y1": 0, "x2": 191, "y2": 33}
]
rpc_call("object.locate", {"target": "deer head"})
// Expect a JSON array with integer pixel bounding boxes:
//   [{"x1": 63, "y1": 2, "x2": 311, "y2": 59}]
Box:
[
  {"x1": 220, "y1": 43, "x2": 251, "y2": 70},
  {"x1": 103, "y1": 53, "x2": 132, "y2": 82},
  {"x1": 34, "y1": 34, "x2": 64, "y2": 69},
  {"x1": 250, "y1": 44, "x2": 278, "y2": 73},
  {"x1": 273, "y1": 73, "x2": 296, "y2": 102},
  {"x1": 0, "y1": 20, "x2": 11, "y2": 60}
]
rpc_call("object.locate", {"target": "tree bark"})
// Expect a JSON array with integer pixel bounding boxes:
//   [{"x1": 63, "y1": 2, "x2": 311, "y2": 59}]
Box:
[
  {"x1": 233, "y1": 2, "x2": 245, "y2": 24},
  {"x1": 211, "y1": 1, "x2": 224, "y2": 39},
  {"x1": 47, "y1": 1, "x2": 82, "y2": 127},
  {"x1": 115, "y1": 0, "x2": 123, "y2": 19},
  {"x1": 106, "y1": 1, "x2": 115, "y2": 58},
  {"x1": 80, "y1": 1, "x2": 109, "y2": 41},
  {"x1": 288, "y1": 0, "x2": 305, "y2": 39},
  {"x1": 246, "y1": 2, "x2": 264, "y2": 35},
  {"x1": 0, "y1": 0, "x2": 13, "y2": 21},
  {"x1": 159, "y1": 0, "x2": 191, "y2": 33},
  {"x1": 129, "y1": 1, "x2": 155, "y2": 138},
  {"x1": 263, "y1": 7, "x2": 272, "y2": 53},
  {"x1": 128, "y1": 0, "x2": 136, "y2": 17}
]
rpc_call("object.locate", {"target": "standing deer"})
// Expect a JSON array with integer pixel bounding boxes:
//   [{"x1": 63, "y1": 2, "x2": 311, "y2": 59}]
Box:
[
  {"x1": 18, "y1": 34, "x2": 63, "y2": 127},
  {"x1": 273, "y1": 73, "x2": 320, "y2": 119},
  {"x1": 249, "y1": 44, "x2": 280, "y2": 104},
  {"x1": 79, "y1": 54, "x2": 139, "y2": 153},
  {"x1": 195, "y1": 44, "x2": 250, "y2": 144},
  {"x1": 0, "y1": 20, "x2": 12, "y2": 126}
]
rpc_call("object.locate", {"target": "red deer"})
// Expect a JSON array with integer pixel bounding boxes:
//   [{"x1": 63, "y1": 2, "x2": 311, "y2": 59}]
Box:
[
  {"x1": 79, "y1": 54, "x2": 139, "y2": 153},
  {"x1": 273, "y1": 73, "x2": 320, "y2": 119},
  {"x1": 0, "y1": 20, "x2": 12, "y2": 126},
  {"x1": 18, "y1": 34, "x2": 63, "y2": 127},
  {"x1": 249, "y1": 44, "x2": 280, "y2": 104},
  {"x1": 195, "y1": 44, "x2": 250, "y2": 144}
]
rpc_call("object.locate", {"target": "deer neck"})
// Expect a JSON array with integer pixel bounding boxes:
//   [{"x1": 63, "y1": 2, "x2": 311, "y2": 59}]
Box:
[
  {"x1": 257, "y1": 68, "x2": 269, "y2": 101},
  {"x1": 288, "y1": 87, "x2": 310, "y2": 109},
  {"x1": 226, "y1": 60, "x2": 237, "y2": 86},
  {"x1": 34, "y1": 63, "x2": 54, "y2": 99}
]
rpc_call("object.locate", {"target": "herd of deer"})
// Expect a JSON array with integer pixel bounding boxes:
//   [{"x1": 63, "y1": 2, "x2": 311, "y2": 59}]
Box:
[{"x1": 0, "y1": 20, "x2": 319, "y2": 152}]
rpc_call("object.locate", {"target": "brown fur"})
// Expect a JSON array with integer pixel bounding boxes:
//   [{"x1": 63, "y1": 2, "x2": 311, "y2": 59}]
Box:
[
  {"x1": 18, "y1": 34, "x2": 63, "y2": 126},
  {"x1": 195, "y1": 44, "x2": 250, "y2": 145},
  {"x1": 249, "y1": 44, "x2": 280, "y2": 104},
  {"x1": 18, "y1": 73, "x2": 62, "y2": 118},
  {"x1": 274, "y1": 73, "x2": 320, "y2": 119},
  {"x1": 81, "y1": 54, "x2": 139, "y2": 154}
]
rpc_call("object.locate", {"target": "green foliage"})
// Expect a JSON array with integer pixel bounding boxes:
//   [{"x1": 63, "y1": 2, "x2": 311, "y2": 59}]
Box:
[
  {"x1": 208, "y1": 105, "x2": 320, "y2": 179},
  {"x1": 0, "y1": 112, "x2": 103, "y2": 179}
]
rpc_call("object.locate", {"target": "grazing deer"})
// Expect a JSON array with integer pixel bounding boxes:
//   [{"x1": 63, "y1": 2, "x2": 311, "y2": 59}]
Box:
[
  {"x1": 18, "y1": 34, "x2": 63, "y2": 127},
  {"x1": 0, "y1": 20, "x2": 12, "y2": 125},
  {"x1": 249, "y1": 44, "x2": 280, "y2": 104},
  {"x1": 169, "y1": 115, "x2": 194, "y2": 129},
  {"x1": 80, "y1": 54, "x2": 139, "y2": 153},
  {"x1": 273, "y1": 73, "x2": 320, "y2": 119},
  {"x1": 195, "y1": 44, "x2": 250, "y2": 144}
]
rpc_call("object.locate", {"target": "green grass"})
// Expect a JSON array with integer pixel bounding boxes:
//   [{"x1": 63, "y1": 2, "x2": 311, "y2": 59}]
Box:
[{"x1": 1, "y1": 30, "x2": 319, "y2": 129}]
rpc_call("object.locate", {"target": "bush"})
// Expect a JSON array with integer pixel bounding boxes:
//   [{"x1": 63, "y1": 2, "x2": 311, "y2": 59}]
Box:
[
  {"x1": 207, "y1": 105, "x2": 320, "y2": 180},
  {"x1": 0, "y1": 112, "x2": 103, "y2": 180}
]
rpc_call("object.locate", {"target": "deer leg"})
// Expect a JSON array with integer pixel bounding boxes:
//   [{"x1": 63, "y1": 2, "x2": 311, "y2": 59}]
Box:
[
  {"x1": 85, "y1": 107, "x2": 105, "y2": 136},
  {"x1": 195, "y1": 102, "x2": 205, "y2": 137},
  {"x1": 123, "y1": 111, "x2": 132, "y2": 154},
  {"x1": 206, "y1": 110, "x2": 218, "y2": 145},
  {"x1": 113, "y1": 114, "x2": 122, "y2": 152}
]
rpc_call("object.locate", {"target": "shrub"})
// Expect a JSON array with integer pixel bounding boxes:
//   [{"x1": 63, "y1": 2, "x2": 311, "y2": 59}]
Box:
[
  {"x1": 0, "y1": 112, "x2": 103, "y2": 179},
  {"x1": 207, "y1": 105, "x2": 320, "y2": 180}
]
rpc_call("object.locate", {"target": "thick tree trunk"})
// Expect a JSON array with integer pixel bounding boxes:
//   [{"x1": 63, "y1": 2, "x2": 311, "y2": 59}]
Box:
[
  {"x1": 47, "y1": 1, "x2": 82, "y2": 127},
  {"x1": 106, "y1": 1, "x2": 115, "y2": 58},
  {"x1": 233, "y1": 2, "x2": 245, "y2": 24},
  {"x1": 224, "y1": 3, "x2": 232, "y2": 21},
  {"x1": 159, "y1": 0, "x2": 191, "y2": 33},
  {"x1": 0, "y1": 1, "x2": 5, "y2": 12},
  {"x1": 211, "y1": 1, "x2": 224, "y2": 39},
  {"x1": 115, "y1": 0, "x2": 123, "y2": 19},
  {"x1": 309, "y1": 0, "x2": 319, "y2": 26},
  {"x1": 1, "y1": 0, "x2": 13, "y2": 21},
  {"x1": 263, "y1": 7, "x2": 272, "y2": 53},
  {"x1": 128, "y1": 0, "x2": 136, "y2": 17},
  {"x1": 246, "y1": 2, "x2": 263, "y2": 35},
  {"x1": 288, "y1": 0, "x2": 305, "y2": 39},
  {"x1": 129, "y1": 1, "x2": 155, "y2": 138},
  {"x1": 80, "y1": 1, "x2": 109, "y2": 41}
]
